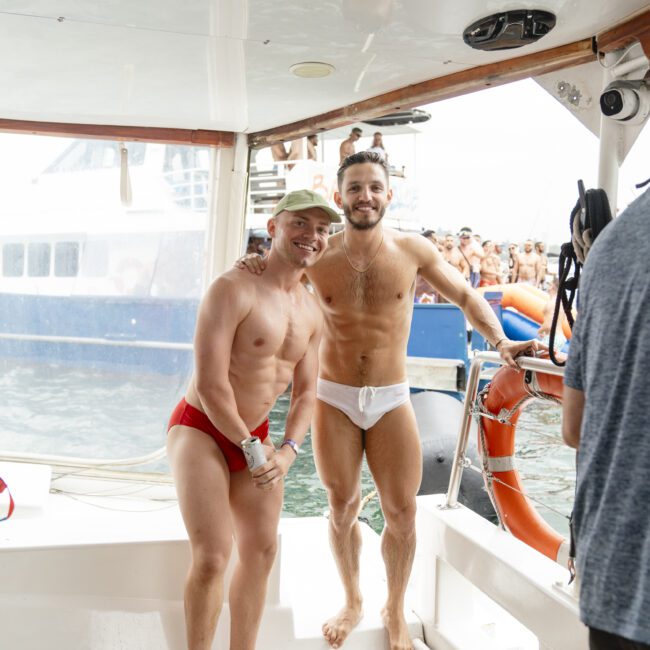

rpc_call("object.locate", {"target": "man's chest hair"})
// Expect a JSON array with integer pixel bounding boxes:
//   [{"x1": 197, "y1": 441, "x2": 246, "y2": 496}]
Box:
[{"x1": 312, "y1": 255, "x2": 415, "y2": 307}]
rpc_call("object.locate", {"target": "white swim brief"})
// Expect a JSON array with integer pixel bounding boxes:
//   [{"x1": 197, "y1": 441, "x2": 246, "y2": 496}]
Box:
[{"x1": 316, "y1": 378, "x2": 410, "y2": 430}]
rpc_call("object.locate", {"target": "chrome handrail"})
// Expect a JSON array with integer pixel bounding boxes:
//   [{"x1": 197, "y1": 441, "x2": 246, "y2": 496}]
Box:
[{"x1": 444, "y1": 351, "x2": 565, "y2": 508}]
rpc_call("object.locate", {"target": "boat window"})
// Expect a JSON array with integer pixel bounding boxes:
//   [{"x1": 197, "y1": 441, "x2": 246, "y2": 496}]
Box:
[
  {"x1": 2, "y1": 243, "x2": 25, "y2": 277},
  {"x1": 54, "y1": 242, "x2": 80, "y2": 277},
  {"x1": 79, "y1": 240, "x2": 109, "y2": 277},
  {"x1": 0, "y1": 134, "x2": 212, "y2": 472},
  {"x1": 27, "y1": 242, "x2": 51, "y2": 277}
]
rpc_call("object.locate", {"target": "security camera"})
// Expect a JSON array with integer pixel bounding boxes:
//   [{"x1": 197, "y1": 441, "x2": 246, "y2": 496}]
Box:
[{"x1": 600, "y1": 80, "x2": 650, "y2": 125}]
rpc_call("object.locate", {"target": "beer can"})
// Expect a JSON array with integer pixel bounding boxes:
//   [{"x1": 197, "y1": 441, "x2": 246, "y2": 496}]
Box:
[{"x1": 241, "y1": 436, "x2": 267, "y2": 471}]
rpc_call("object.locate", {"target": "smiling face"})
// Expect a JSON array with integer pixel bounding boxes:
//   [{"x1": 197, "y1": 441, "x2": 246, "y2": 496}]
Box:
[
  {"x1": 334, "y1": 162, "x2": 392, "y2": 231},
  {"x1": 268, "y1": 208, "x2": 330, "y2": 268}
]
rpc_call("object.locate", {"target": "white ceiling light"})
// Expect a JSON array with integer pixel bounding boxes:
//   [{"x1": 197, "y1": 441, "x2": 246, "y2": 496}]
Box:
[{"x1": 289, "y1": 62, "x2": 335, "y2": 78}]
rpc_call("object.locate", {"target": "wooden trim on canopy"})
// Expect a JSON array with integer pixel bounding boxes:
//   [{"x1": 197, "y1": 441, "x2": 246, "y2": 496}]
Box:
[
  {"x1": 249, "y1": 38, "x2": 595, "y2": 148},
  {"x1": 597, "y1": 7, "x2": 650, "y2": 58},
  {"x1": 0, "y1": 119, "x2": 235, "y2": 147}
]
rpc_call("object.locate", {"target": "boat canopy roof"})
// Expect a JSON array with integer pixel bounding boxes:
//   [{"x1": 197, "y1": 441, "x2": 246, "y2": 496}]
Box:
[{"x1": 0, "y1": 1, "x2": 648, "y2": 146}]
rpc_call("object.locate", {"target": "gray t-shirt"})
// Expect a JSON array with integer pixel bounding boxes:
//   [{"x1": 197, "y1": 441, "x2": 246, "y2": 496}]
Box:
[{"x1": 564, "y1": 187, "x2": 650, "y2": 643}]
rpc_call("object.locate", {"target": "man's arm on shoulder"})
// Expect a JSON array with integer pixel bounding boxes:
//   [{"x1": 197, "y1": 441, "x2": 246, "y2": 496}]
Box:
[
  {"x1": 193, "y1": 273, "x2": 254, "y2": 445},
  {"x1": 562, "y1": 385, "x2": 584, "y2": 449},
  {"x1": 412, "y1": 236, "x2": 537, "y2": 367},
  {"x1": 234, "y1": 252, "x2": 267, "y2": 274}
]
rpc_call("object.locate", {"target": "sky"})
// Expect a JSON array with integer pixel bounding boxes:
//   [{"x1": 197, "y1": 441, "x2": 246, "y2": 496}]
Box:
[
  {"x1": 1, "y1": 78, "x2": 648, "y2": 248},
  {"x1": 321, "y1": 78, "x2": 649, "y2": 246}
]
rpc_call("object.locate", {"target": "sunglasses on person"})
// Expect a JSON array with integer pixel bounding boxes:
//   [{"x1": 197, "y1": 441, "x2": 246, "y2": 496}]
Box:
[{"x1": 0, "y1": 476, "x2": 15, "y2": 521}]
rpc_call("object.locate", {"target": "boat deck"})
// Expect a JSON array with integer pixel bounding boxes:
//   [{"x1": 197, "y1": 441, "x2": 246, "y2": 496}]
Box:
[{"x1": 0, "y1": 463, "x2": 423, "y2": 649}]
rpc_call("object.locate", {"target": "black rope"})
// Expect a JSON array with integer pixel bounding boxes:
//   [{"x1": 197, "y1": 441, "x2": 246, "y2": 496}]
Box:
[
  {"x1": 549, "y1": 210, "x2": 581, "y2": 366},
  {"x1": 548, "y1": 183, "x2": 611, "y2": 367}
]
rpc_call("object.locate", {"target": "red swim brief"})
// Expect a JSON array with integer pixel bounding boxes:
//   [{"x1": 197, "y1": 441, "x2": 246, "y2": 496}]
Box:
[{"x1": 168, "y1": 399, "x2": 269, "y2": 472}]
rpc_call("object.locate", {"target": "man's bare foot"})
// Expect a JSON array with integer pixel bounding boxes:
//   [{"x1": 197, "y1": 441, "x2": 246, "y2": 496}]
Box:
[
  {"x1": 381, "y1": 606, "x2": 413, "y2": 650},
  {"x1": 322, "y1": 604, "x2": 363, "y2": 649}
]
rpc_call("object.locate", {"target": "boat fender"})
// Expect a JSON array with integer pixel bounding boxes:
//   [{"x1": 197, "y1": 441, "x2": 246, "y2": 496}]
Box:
[{"x1": 412, "y1": 390, "x2": 496, "y2": 522}]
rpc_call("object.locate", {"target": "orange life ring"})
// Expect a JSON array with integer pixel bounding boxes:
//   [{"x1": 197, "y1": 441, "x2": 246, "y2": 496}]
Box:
[{"x1": 478, "y1": 363, "x2": 569, "y2": 564}]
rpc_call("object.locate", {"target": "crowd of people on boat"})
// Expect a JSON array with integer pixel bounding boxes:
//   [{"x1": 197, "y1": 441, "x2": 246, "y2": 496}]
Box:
[
  {"x1": 414, "y1": 227, "x2": 551, "y2": 303},
  {"x1": 269, "y1": 126, "x2": 392, "y2": 170}
]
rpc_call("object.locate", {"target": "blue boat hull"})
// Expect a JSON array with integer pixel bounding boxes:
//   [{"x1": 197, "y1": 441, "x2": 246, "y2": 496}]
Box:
[{"x1": 0, "y1": 293, "x2": 198, "y2": 374}]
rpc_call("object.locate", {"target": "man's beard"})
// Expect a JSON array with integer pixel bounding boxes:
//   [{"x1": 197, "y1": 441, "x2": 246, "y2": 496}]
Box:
[{"x1": 343, "y1": 202, "x2": 386, "y2": 230}]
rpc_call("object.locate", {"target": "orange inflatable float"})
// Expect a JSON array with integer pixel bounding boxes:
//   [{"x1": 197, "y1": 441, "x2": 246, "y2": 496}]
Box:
[
  {"x1": 478, "y1": 284, "x2": 572, "y2": 339},
  {"x1": 477, "y1": 362, "x2": 569, "y2": 564}
]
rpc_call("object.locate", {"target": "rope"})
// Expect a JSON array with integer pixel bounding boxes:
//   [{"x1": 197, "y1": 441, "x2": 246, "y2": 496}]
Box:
[
  {"x1": 467, "y1": 459, "x2": 571, "y2": 522},
  {"x1": 358, "y1": 489, "x2": 377, "y2": 517},
  {"x1": 549, "y1": 239, "x2": 579, "y2": 366},
  {"x1": 549, "y1": 182, "x2": 612, "y2": 366}
]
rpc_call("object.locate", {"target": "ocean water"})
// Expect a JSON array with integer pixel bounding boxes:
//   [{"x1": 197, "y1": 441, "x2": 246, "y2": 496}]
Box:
[{"x1": 0, "y1": 361, "x2": 574, "y2": 536}]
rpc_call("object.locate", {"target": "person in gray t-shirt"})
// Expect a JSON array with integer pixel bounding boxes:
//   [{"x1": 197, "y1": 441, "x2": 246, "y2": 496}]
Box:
[{"x1": 562, "y1": 187, "x2": 650, "y2": 649}]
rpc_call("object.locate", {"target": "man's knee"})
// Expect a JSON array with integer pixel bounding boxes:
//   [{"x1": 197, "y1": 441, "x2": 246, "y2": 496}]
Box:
[
  {"x1": 237, "y1": 536, "x2": 278, "y2": 573},
  {"x1": 328, "y1": 491, "x2": 361, "y2": 529},
  {"x1": 382, "y1": 499, "x2": 417, "y2": 535},
  {"x1": 191, "y1": 545, "x2": 232, "y2": 583}
]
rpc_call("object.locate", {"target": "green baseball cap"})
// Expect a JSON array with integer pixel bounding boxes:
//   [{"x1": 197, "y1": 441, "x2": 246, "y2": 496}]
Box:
[{"x1": 272, "y1": 189, "x2": 341, "y2": 223}]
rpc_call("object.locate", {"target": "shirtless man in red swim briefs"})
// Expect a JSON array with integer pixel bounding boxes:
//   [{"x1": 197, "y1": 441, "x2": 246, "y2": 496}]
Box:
[{"x1": 167, "y1": 189, "x2": 338, "y2": 650}]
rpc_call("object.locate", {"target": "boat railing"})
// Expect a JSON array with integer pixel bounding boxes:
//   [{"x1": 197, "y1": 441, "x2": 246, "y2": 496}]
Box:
[
  {"x1": 0, "y1": 332, "x2": 193, "y2": 351},
  {"x1": 248, "y1": 160, "x2": 292, "y2": 221},
  {"x1": 445, "y1": 350, "x2": 566, "y2": 508},
  {"x1": 0, "y1": 446, "x2": 167, "y2": 470}
]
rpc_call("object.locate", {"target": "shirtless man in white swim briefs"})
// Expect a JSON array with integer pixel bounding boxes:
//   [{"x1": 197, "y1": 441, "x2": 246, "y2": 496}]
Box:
[{"x1": 238, "y1": 151, "x2": 537, "y2": 650}]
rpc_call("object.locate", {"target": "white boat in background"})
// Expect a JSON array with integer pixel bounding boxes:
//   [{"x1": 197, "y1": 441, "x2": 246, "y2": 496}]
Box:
[{"x1": 1, "y1": 1, "x2": 649, "y2": 648}]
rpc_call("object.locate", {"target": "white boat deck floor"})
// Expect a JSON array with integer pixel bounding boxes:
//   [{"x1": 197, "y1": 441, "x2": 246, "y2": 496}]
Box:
[
  {"x1": 280, "y1": 516, "x2": 423, "y2": 647},
  {"x1": 0, "y1": 469, "x2": 424, "y2": 649}
]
